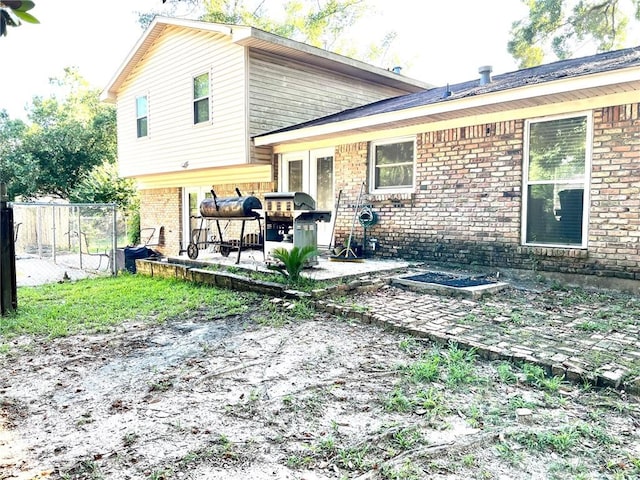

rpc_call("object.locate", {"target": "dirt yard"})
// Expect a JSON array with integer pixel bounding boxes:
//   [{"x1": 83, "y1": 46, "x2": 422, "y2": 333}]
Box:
[{"x1": 1, "y1": 297, "x2": 639, "y2": 480}]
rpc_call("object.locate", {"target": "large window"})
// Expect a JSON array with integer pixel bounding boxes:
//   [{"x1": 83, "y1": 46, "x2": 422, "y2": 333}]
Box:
[
  {"x1": 193, "y1": 72, "x2": 210, "y2": 124},
  {"x1": 523, "y1": 114, "x2": 591, "y2": 247},
  {"x1": 370, "y1": 137, "x2": 414, "y2": 192},
  {"x1": 136, "y1": 95, "x2": 148, "y2": 138}
]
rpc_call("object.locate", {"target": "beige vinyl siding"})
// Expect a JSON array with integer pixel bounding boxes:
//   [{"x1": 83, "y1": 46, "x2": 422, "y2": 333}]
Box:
[
  {"x1": 251, "y1": 144, "x2": 273, "y2": 164},
  {"x1": 117, "y1": 26, "x2": 247, "y2": 178},
  {"x1": 247, "y1": 51, "x2": 404, "y2": 136}
]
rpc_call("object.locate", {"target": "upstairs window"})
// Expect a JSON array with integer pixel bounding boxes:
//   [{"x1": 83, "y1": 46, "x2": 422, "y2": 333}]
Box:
[
  {"x1": 193, "y1": 72, "x2": 210, "y2": 124},
  {"x1": 370, "y1": 137, "x2": 415, "y2": 192},
  {"x1": 523, "y1": 114, "x2": 591, "y2": 247},
  {"x1": 136, "y1": 95, "x2": 148, "y2": 138}
]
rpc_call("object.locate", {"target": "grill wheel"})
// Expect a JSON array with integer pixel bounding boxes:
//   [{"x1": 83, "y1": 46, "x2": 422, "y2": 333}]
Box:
[{"x1": 186, "y1": 243, "x2": 198, "y2": 260}]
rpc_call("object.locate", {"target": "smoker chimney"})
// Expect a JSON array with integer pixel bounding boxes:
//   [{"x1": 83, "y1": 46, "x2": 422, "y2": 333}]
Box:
[{"x1": 478, "y1": 65, "x2": 493, "y2": 85}]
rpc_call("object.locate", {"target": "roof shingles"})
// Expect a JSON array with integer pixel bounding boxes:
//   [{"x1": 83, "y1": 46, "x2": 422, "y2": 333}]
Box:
[{"x1": 258, "y1": 46, "x2": 640, "y2": 137}]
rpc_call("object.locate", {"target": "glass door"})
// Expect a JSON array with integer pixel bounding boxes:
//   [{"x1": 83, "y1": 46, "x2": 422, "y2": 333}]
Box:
[
  {"x1": 183, "y1": 187, "x2": 212, "y2": 251},
  {"x1": 281, "y1": 152, "x2": 307, "y2": 192},
  {"x1": 310, "y1": 149, "x2": 334, "y2": 247},
  {"x1": 280, "y1": 148, "x2": 335, "y2": 247}
]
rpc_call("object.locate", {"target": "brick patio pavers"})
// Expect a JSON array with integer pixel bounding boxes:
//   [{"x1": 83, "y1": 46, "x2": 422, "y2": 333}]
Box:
[{"x1": 316, "y1": 283, "x2": 640, "y2": 394}]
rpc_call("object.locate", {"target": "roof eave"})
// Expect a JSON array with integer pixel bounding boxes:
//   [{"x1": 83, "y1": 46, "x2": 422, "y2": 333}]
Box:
[
  {"x1": 100, "y1": 16, "x2": 234, "y2": 102},
  {"x1": 232, "y1": 27, "x2": 431, "y2": 92},
  {"x1": 254, "y1": 66, "x2": 640, "y2": 147},
  {"x1": 100, "y1": 16, "x2": 430, "y2": 103}
]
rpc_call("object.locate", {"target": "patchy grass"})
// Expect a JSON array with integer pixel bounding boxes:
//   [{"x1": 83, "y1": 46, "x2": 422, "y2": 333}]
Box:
[
  {"x1": 383, "y1": 387, "x2": 413, "y2": 413},
  {"x1": 0, "y1": 275, "x2": 255, "y2": 338},
  {"x1": 401, "y1": 343, "x2": 478, "y2": 388},
  {"x1": 496, "y1": 362, "x2": 518, "y2": 384},
  {"x1": 253, "y1": 297, "x2": 317, "y2": 327},
  {"x1": 522, "y1": 363, "x2": 565, "y2": 392},
  {"x1": 3, "y1": 271, "x2": 640, "y2": 479}
]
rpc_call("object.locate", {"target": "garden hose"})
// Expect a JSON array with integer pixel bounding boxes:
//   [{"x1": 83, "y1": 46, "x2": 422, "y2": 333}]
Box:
[{"x1": 358, "y1": 206, "x2": 378, "y2": 228}]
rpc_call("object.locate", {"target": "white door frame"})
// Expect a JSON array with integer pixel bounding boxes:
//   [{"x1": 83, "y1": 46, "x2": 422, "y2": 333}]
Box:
[
  {"x1": 279, "y1": 147, "x2": 335, "y2": 246},
  {"x1": 182, "y1": 186, "x2": 212, "y2": 249}
]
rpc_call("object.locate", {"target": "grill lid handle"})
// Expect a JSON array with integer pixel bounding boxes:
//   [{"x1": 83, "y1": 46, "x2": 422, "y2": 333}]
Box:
[{"x1": 210, "y1": 188, "x2": 219, "y2": 211}]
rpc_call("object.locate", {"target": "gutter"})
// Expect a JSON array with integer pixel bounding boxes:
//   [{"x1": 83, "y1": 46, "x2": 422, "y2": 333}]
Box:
[{"x1": 254, "y1": 66, "x2": 640, "y2": 146}]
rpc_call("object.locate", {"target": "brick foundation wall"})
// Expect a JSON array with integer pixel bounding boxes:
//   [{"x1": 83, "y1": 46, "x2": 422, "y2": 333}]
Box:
[{"x1": 333, "y1": 104, "x2": 640, "y2": 280}]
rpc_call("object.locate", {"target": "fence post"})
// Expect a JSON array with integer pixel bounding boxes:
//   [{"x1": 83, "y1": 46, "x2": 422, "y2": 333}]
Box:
[
  {"x1": 52, "y1": 204, "x2": 57, "y2": 264},
  {"x1": 77, "y1": 206, "x2": 83, "y2": 269},
  {"x1": 111, "y1": 203, "x2": 118, "y2": 275},
  {"x1": 0, "y1": 183, "x2": 17, "y2": 315}
]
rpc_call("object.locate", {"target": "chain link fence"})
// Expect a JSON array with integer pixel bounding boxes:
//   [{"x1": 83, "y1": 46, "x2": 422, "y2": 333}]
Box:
[{"x1": 12, "y1": 202, "x2": 124, "y2": 280}]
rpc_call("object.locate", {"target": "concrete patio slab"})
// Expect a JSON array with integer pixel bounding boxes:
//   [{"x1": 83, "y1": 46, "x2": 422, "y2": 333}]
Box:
[{"x1": 166, "y1": 251, "x2": 410, "y2": 281}]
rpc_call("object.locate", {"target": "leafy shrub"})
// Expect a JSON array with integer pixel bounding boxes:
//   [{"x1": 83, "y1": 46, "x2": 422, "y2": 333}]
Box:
[{"x1": 269, "y1": 245, "x2": 317, "y2": 284}]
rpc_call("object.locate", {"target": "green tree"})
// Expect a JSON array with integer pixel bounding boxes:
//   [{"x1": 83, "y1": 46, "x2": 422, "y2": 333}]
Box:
[
  {"x1": 0, "y1": 0, "x2": 38, "y2": 36},
  {"x1": 509, "y1": 0, "x2": 639, "y2": 67},
  {"x1": 14, "y1": 67, "x2": 117, "y2": 200},
  {"x1": 70, "y1": 162, "x2": 138, "y2": 210},
  {"x1": 0, "y1": 110, "x2": 37, "y2": 199},
  {"x1": 70, "y1": 162, "x2": 141, "y2": 244}
]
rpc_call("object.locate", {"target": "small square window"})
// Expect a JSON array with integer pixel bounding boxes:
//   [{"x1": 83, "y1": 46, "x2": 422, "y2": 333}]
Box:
[
  {"x1": 370, "y1": 138, "x2": 414, "y2": 192},
  {"x1": 136, "y1": 95, "x2": 148, "y2": 138},
  {"x1": 193, "y1": 73, "x2": 210, "y2": 124}
]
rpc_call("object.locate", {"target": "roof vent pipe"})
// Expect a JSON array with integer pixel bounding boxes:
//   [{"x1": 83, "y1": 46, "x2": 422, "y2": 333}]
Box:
[{"x1": 478, "y1": 65, "x2": 493, "y2": 85}]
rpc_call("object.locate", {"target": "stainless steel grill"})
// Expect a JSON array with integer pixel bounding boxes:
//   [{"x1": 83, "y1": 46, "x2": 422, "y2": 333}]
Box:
[{"x1": 263, "y1": 192, "x2": 331, "y2": 265}]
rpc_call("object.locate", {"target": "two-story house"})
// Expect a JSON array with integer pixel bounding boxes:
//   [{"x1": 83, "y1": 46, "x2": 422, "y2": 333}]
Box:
[{"x1": 102, "y1": 16, "x2": 430, "y2": 254}]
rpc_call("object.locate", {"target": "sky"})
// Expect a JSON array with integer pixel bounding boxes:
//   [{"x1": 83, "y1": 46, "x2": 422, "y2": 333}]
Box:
[{"x1": 0, "y1": 0, "x2": 529, "y2": 120}]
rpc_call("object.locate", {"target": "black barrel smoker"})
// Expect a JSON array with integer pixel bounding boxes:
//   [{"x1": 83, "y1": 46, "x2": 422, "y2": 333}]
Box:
[{"x1": 186, "y1": 189, "x2": 263, "y2": 264}]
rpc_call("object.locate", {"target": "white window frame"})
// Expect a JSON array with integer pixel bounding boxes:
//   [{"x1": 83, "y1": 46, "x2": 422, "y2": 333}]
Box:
[
  {"x1": 521, "y1": 112, "x2": 592, "y2": 248},
  {"x1": 192, "y1": 71, "x2": 211, "y2": 125},
  {"x1": 135, "y1": 94, "x2": 148, "y2": 138},
  {"x1": 279, "y1": 148, "x2": 334, "y2": 197},
  {"x1": 369, "y1": 136, "x2": 416, "y2": 194}
]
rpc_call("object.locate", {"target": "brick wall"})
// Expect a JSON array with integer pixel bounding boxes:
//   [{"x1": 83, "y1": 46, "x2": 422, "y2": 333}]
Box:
[
  {"x1": 333, "y1": 142, "x2": 369, "y2": 250},
  {"x1": 333, "y1": 104, "x2": 640, "y2": 280},
  {"x1": 589, "y1": 105, "x2": 640, "y2": 278},
  {"x1": 140, "y1": 188, "x2": 182, "y2": 256}
]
